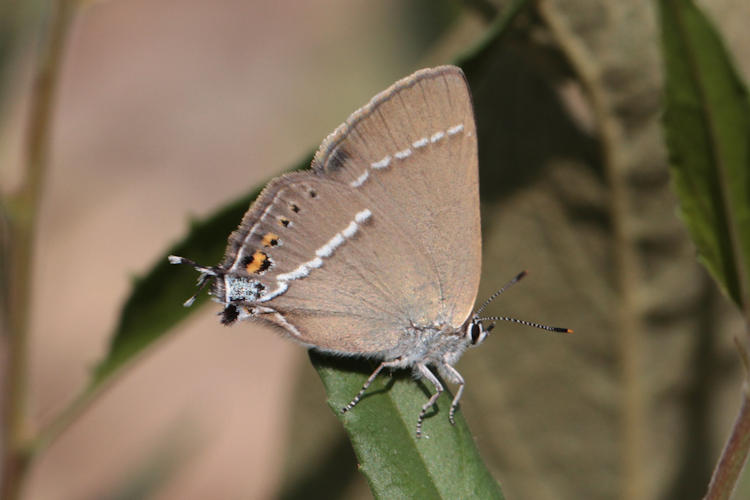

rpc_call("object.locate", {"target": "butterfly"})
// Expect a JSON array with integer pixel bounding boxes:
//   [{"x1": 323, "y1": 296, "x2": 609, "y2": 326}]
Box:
[{"x1": 171, "y1": 66, "x2": 570, "y2": 436}]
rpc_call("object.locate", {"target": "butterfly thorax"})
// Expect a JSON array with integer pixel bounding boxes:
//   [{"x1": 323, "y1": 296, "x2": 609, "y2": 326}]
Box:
[{"x1": 381, "y1": 322, "x2": 472, "y2": 372}]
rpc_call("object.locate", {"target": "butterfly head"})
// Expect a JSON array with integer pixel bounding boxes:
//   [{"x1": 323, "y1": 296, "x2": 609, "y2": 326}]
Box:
[
  {"x1": 464, "y1": 316, "x2": 491, "y2": 347},
  {"x1": 464, "y1": 270, "x2": 573, "y2": 348}
]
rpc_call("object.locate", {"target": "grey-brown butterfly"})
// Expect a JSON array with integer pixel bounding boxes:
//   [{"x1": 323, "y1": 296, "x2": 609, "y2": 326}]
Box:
[{"x1": 170, "y1": 65, "x2": 570, "y2": 437}]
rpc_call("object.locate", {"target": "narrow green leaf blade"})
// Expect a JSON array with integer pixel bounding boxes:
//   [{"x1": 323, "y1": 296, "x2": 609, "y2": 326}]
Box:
[
  {"x1": 311, "y1": 352, "x2": 504, "y2": 500},
  {"x1": 659, "y1": 0, "x2": 750, "y2": 312}
]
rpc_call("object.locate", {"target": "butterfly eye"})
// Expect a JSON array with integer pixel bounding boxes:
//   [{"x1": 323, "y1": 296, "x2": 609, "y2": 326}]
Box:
[{"x1": 467, "y1": 322, "x2": 486, "y2": 345}]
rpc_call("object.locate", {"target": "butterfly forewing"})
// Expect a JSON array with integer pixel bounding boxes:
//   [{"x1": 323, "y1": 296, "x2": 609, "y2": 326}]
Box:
[{"x1": 313, "y1": 66, "x2": 480, "y2": 328}]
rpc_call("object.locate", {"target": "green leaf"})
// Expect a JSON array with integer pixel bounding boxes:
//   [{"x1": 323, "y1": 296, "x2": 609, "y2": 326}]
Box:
[
  {"x1": 311, "y1": 352, "x2": 503, "y2": 499},
  {"x1": 659, "y1": 0, "x2": 750, "y2": 313}
]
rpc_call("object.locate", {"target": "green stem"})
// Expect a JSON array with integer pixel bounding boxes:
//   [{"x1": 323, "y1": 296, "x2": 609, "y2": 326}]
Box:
[{"x1": 1, "y1": 2, "x2": 77, "y2": 498}]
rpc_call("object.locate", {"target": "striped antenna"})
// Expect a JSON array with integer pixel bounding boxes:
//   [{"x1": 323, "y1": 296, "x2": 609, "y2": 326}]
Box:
[
  {"x1": 475, "y1": 270, "x2": 528, "y2": 315},
  {"x1": 477, "y1": 316, "x2": 573, "y2": 334},
  {"x1": 476, "y1": 270, "x2": 573, "y2": 333}
]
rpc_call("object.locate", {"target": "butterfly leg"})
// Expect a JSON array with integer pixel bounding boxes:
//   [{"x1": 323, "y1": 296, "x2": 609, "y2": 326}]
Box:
[
  {"x1": 440, "y1": 363, "x2": 465, "y2": 425},
  {"x1": 416, "y1": 363, "x2": 444, "y2": 438},
  {"x1": 342, "y1": 359, "x2": 402, "y2": 414}
]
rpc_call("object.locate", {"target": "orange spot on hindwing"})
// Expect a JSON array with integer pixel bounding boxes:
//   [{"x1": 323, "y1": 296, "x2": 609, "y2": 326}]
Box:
[
  {"x1": 261, "y1": 232, "x2": 279, "y2": 247},
  {"x1": 244, "y1": 251, "x2": 271, "y2": 274}
]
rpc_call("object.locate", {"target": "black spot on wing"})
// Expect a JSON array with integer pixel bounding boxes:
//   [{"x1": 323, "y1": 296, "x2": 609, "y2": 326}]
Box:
[{"x1": 327, "y1": 147, "x2": 350, "y2": 173}]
